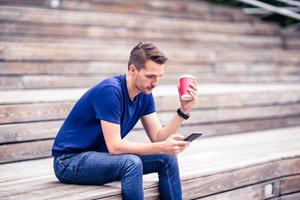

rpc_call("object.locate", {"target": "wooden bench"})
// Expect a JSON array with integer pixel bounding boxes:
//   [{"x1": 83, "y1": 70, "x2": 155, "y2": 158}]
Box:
[
  {"x1": 0, "y1": 1, "x2": 299, "y2": 90},
  {"x1": 1, "y1": 84, "x2": 300, "y2": 163},
  {"x1": 1, "y1": 126, "x2": 300, "y2": 199}
]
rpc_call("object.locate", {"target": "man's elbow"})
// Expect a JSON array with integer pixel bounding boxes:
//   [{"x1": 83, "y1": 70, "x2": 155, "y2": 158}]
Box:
[{"x1": 107, "y1": 145, "x2": 123, "y2": 155}]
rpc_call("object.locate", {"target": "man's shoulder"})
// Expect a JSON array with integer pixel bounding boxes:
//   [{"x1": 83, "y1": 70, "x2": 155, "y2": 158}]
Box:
[
  {"x1": 88, "y1": 75, "x2": 125, "y2": 98},
  {"x1": 94, "y1": 74, "x2": 124, "y2": 90}
]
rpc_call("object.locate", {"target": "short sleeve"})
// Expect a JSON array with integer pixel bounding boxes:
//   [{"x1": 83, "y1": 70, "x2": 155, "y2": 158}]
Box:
[
  {"x1": 91, "y1": 86, "x2": 122, "y2": 124},
  {"x1": 143, "y1": 94, "x2": 156, "y2": 116}
]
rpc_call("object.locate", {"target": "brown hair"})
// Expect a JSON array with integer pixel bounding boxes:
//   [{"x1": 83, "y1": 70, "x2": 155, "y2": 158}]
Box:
[{"x1": 128, "y1": 42, "x2": 168, "y2": 70}]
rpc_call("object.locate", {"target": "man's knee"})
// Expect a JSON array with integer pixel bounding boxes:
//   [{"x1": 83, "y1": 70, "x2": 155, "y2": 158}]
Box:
[
  {"x1": 160, "y1": 154, "x2": 179, "y2": 168},
  {"x1": 123, "y1": 154, "x2": 143, "y2": 173}
]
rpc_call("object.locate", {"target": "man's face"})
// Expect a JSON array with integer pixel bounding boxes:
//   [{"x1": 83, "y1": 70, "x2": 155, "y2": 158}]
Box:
[{"x1": 133, "y1": 60, "x2": 165, "y2": 94}]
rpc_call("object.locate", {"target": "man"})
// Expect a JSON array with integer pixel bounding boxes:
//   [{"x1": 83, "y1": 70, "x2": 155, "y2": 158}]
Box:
[{"x1": 52, "y1": 42, "x2": 198, "y2": 200}]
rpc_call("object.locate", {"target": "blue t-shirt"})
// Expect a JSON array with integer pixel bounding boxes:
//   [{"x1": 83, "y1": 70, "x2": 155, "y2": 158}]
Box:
[{"x1": 52, "y1": 74, "x2": 155, "y2": 156}]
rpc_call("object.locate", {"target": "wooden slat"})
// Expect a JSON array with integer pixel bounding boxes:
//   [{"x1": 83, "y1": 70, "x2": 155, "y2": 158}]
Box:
[
  {"x1": 0, "y1": 121, "x2": 62, "y2": 144},
  {"x1": 157, "y1": 103, "x2": 300, "y2": 126},
  {"x1": 129, "y1": 115, "x2": 300, "y2": 142},
  {"x1": 2, "y1": 73, "x2": 300, "y2": 90},
  {"x1": 0, "y1": 62, "x2": 127, "y2": 75},
  {"x1": 197, "y1": 180, "x2": 280, "y2": 200},
  {"x1": 0, "y1": 6, "x2": 279, "y2": 35},
  {"x1": 0, "y1": 140, "x2": 53, "y2": 163},
  {"x1": 280, "y1": 175, "x2": 300, "y2": 195},
  {"x1": 1, "y1": 83, "x2": 300, "y2": 105},
  {"x1": 1, "y1": 100, "x2": 300, "y2": 125},
  {"x1": 280, "y1": 192, "x2": 300, "y2": 200},
  {"x1": 1, "y1": 129, "x2": 300, "y2": 198},
  {"x1": 2, "y1": 114, "x2": 300, "y2": 145},
  {"x1": 0, "y1": 0, "x2": 264, "y2": 24},
  {"x1": 0, "y1": 101, "x2": 74, "y2": 124},
  {"x1": 2, "y1": 62, "x2": 299, "y2": 75},
  {"x1": 0, "y1": 24, "x2": 283, "y2": 49},
  {"x1": 1, "y1": 42, "x2": 300, "y2": 64}
]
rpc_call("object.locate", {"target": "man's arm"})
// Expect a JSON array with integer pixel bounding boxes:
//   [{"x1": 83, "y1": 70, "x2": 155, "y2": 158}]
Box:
[
  {"x1": 101, "y1": 120, "x2": 188, "y2": 155},
  {"x1": 141, "y1": 82, "x2": 198, "y2": 142},
  {"x1": 141, "y1": 112, "x2": 184, "y2": 142}
]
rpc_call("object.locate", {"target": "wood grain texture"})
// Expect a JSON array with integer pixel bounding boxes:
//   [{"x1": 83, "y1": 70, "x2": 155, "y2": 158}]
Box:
[
  {"x1": 0, "y1": 0, "x2": 264, "y2": 23},
  {"x1": 0, "y1": 5, "x2": 279, "y2": 35},
  {"x1": 280, "y1": 175, "x2": 300, "y2": 195},
  {"x1": 0, "y1": 140, "x2": 53, "y2": 163}
]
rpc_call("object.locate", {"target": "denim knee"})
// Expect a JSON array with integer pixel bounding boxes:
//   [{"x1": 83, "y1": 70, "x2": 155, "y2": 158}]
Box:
[
  {"x1": 123, "y1": 154, "x2": 143, "y2": 172},
  {"x1": 160, "y1": 154, "x2": 179, "y2": 169}
]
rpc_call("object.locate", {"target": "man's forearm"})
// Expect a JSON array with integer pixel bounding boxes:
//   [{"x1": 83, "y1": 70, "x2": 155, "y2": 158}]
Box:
[
  {"x1": 156, "y1": 112, "x2": 185, "y2": 141},
  {"x1": 109, "y1": 140, "x2": 164, "y2": 155}
]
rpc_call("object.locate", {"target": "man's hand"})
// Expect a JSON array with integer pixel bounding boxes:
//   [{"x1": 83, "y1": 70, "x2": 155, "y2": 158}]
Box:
[
  {"x1": 161, "y1": 134, "x2": 189, "y2": 155},
  {"x1": 178, "y1": 80, "x2": 198, "y2": 113}
]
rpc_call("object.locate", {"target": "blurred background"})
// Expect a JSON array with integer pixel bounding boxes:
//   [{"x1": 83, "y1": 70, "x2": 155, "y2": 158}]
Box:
[{"x1": 1, "y1": 0, "x2": 300, "y2": 155}]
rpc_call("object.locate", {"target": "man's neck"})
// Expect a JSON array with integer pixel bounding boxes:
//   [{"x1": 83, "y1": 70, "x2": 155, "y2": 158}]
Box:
[{"x1": 126, "y1": 74, "x2": 140, "y2": 101}]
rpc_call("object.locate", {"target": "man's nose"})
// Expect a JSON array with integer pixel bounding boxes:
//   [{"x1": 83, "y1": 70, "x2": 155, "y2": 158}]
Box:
[{"x1": 152, "y1": 77, "x2": 159, "y2": 87}]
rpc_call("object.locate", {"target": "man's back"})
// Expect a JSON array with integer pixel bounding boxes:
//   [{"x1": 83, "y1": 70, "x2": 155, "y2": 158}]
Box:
[{"x1": 52, "y1": 74, "x2": 155, "y2": 157}]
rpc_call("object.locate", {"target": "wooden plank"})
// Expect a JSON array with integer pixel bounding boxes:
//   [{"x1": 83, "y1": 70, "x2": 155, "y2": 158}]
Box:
[
  {"x1": 1, "y1": 124, "x2": 300, "y2": 167},
  {"x1": 0, "y1": 101, "x2": 74, "y2": 124},
  {"x1": 280, "y1": 175, "x2": 300, "y2": 195},
  {"x1": 0, "y1": 121, "x2": 62, "y2": 144},
  {"x1": 158, "y1": 103, "x2": 300, "y2": 126},
  {"x1": 1, "y1": 100, "x2": 300, "y2": 125},
  {"x1": 0, "y1": 6, "x2": 278, "y2": 35},
  {"x1": 129, "y1": 115, "x2": 300, "y2": 142},
  {"x1": 3, "y1": 72, "x2": 300, "y2": 90},
  {"x1": 1, "y1": 83, "x2": 300, "y2": 105},
  {"x1": 2, "y1": 0, "x2": 220, "y2": 26},
  {"x1": 280, "y1": 192, "x2": 300, "y2": 200},
  {"x1": 0, "y1": 76, "x2": 23, "y2": 89},
  {"x1": 0, "y1": 61, "x2": 127, "y2": 75},
  {"x1": 0, "y1": 0, "x2": 264, "y2": 24},
  {"x1": 285, "y1": 38, "x2": 300, "y2": 50},
  {"x1": 1, "y1": 182, "x2": 121, "y2": 200},
  {"x1": 1, "y1": 42, "x2": 300, "y2": 64},
  {"x1": 1, "y1": 151, "x2": 299, "y2": 199},
  {"x1": 279, "y1": 155, "x2": 300, "y2": 177},
  {"x1": 0, "y1": 140, "x2": 53, "y2": 163},
  {"x1": 3, "y1": 61, "x2": 299, "y2": 75},
  {"x1": 197, "y1": 180, "x2": 280, "y2": 199},
  {"x1": 1, "y1": 113, "x2": 300, "y2": 146},
  {"x1": 1, "y1": 128, "x2": 300, "y2": 197},
  {"x1": 0, "y1": 24, "x2": 282, "y2": 49}
]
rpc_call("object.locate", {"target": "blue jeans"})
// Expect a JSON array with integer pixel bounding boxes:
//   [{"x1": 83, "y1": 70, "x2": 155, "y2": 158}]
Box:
[{"x1": 53, "y1": 152, "x2": 182, "y2": 200}]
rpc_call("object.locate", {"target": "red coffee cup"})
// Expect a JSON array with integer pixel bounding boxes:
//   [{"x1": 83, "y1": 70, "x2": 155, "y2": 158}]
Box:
[{"x1": 179, "y1": 75, "x2": 196, "y2": 101}]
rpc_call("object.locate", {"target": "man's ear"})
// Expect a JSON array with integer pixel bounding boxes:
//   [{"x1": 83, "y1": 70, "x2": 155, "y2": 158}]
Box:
[{"x1": 128, "y1": 64, "x2": 136, "y2": 74}]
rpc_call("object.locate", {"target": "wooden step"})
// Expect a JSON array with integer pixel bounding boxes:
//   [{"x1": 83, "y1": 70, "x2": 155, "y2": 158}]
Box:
[
  {"x1": 0, "y1": 0, "x2": 263, "y2": 23},
  {"x1": 0, "y1": 126, "x2": 300, "y2": 199},
  {"x1": 1, "y1": 42, "x2": 300, "y2": 63},
  {"x1": 1, "y1": 84, "x2": 300, "y2": 163},
  {"x1": 0, "y1": 24, "x2": 284, "y2": 50},
  {"x1": 2, "y1": 72, "x2": 300, "y2": 90},
  {"x1": 1, "y1": 62, "x2": 298, "y2": 76},
  {"x1": 1, "y1": 96, "x2": 300, "y2": 125},
  {"x1": 0, "y1": 6, "x2": 280, "y2": 36}
]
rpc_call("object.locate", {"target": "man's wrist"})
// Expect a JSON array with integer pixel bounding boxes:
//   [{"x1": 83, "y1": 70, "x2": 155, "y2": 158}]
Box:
[
  {"x1": 177, "y1": 108, "x2": 190, "y2": 120},
  {"x1": 180, "y1": 107, "x2": 190, "y2": 113}
]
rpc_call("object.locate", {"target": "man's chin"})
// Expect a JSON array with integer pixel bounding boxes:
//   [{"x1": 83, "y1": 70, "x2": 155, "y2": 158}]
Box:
[{"x1": 143, "y1": 88, "x2": 154, "y2": 94}]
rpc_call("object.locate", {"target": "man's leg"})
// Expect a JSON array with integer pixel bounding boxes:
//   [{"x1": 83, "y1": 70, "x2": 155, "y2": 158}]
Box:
[
  {"x1": 140, "y1": 154, "x2": 182, "y2": 200},
  {"x1": 53, "y1": 152, "x2": 144, "y2": 200}
]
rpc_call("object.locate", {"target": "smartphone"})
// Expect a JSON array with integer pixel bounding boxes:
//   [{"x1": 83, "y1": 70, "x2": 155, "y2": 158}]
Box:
[{"x1": 183, "y1": 133, "x2": 203, "y2": 142}]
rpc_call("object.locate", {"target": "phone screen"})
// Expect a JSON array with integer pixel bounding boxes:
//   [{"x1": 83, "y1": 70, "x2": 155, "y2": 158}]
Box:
[{"x1": 183, "y1": 133, "x2": 203, "y2": 142}]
